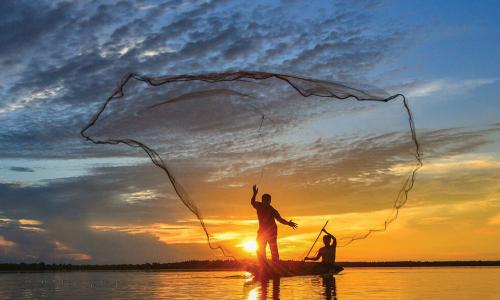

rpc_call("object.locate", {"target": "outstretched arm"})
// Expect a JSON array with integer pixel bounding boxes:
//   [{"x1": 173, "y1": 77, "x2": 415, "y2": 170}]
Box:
[
  {"x1": 251, "y1": 185, "x2": 258, "y2": 208},
  {"x1": 274, "y1": 209, "x2": 298, "y2": 229}
]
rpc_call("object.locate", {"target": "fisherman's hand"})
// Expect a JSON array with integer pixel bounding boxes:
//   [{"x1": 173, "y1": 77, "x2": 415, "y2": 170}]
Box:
[
  {"x1": 288, "y1": 220, "x2": 298, "y2": 229},
  {"x1": 252, "y1": 184, "x2": 258, "y2": 195},
  {"x1": 322, "y1": 228, "x2": 331, "y2": 235}
]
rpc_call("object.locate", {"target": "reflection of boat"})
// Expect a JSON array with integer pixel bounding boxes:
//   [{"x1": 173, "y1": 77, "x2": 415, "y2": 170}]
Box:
[{"x1": 245, "y1": 260, "x2": 343, "y2": 279}]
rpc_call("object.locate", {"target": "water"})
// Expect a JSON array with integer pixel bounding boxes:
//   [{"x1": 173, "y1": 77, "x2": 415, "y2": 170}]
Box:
[{"x1": 0, "y1": 267, "x2": 499, "y2": 299}]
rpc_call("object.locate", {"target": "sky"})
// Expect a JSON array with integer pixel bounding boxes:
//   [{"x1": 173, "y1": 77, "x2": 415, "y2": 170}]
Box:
[{"x1": 0, "y1": 0, "x2": 499, "y2": 263}]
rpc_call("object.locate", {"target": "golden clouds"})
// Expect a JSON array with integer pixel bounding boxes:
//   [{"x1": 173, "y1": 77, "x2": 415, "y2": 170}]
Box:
[
  {"x1": 0, "y1": 235, "x2": 15, "y2": 247},
  {"x1": 390, "y1": 154, "x2": 500, "y2": 175}
]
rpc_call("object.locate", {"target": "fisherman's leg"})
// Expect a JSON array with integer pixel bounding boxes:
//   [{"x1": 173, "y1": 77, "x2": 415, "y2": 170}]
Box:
[
  {"x1": 269, "y1": 234, "x2": 279, "y2": 264},
  {"x1": 256, "y1": 233, "x2": 267, "y2": 264}
]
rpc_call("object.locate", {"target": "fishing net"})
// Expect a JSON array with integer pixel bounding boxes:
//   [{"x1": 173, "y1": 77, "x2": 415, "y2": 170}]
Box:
[{"x1": 81, "y1": 71, "x2": 422, "y2": 259}]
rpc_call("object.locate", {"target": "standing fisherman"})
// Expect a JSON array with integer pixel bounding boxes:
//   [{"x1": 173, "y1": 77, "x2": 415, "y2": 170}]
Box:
[{"x1": 251, "y1": 184, "x2": 298, "y2": 264}]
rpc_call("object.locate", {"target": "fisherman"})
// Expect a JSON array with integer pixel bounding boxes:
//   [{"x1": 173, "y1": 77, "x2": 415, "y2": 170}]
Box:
[
  {"x1": 304, "y1": 229, "x2": 337, "y2": 266},
  {"x1": 251, "y1": 184, "x2": 298, "y2": 265}
]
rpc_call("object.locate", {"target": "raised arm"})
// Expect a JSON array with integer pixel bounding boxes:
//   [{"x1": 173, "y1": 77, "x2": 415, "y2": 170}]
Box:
[
  {"x1": 251, "y1": 184, "x2": 258, "y2": 207},
  {"x1": 273, "y1": 209, "x2": 298, "y2": 229},
  {"x1": 323, "y1": 229, "x2": 337, "y2": 245}
]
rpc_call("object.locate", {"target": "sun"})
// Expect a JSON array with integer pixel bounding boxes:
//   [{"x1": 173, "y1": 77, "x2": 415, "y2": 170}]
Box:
[{"x1": 240, "y1": 240, "x2": 258, "y2": 253}]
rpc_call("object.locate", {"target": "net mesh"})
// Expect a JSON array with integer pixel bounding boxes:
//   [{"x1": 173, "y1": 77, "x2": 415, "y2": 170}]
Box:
[{"x1": 81, "y1": 71, "x2": 422, "y2": 258}]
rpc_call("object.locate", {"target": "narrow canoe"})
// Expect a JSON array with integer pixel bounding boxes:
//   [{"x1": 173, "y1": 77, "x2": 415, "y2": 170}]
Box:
[{"x1": 245, "y1": 260, "x2": 343, "y2": 278}]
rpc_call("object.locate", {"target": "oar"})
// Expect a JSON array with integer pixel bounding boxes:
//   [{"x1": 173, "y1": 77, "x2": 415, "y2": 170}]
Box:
[{"x1": 304, "y1": 220, "x2": 329, "y2": 260}]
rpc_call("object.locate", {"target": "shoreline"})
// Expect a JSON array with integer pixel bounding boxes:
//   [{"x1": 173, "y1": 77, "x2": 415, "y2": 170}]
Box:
[{"x1": 1, "y1": 260, "x2": 499, "y2": 272}]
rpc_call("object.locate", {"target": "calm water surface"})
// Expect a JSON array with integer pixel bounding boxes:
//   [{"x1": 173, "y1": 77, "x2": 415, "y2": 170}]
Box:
[{"x1": 0, "y1": 267, "x2": 499, "y2": 299}]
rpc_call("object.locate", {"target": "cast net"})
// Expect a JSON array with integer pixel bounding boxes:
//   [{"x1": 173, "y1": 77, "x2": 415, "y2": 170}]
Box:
[{"x1": 81, "y1": 71, "x2": 422, "y2": 259}]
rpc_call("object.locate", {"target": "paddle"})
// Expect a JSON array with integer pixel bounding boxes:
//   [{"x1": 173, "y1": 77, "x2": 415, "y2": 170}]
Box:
[{"x1": 304, "y1": 220, "x2": 329, "y2": 260}]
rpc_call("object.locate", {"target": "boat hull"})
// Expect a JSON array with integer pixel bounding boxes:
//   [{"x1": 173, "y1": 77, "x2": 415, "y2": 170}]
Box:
[{"x1": 245, "y1": 261, "x2": 343, "y2": 279}]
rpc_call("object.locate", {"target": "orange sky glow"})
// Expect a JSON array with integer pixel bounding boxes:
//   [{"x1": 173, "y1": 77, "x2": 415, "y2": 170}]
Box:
[{"x1": 85, "y1": 152, "x2": 500, "y2": 262}]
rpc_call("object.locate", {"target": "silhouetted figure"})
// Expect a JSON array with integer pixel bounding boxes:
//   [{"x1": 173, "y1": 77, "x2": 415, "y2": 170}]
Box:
[
  {"x1": 251, "y1": 184, "x2": 297, "y2": 264},
  {"x1": 304, "y1": 229, "x2": 337, "y2": 265}
]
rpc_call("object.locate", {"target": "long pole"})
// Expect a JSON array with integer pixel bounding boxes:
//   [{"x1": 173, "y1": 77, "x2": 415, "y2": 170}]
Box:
[{"x1": 304, "y1": 220, "x2": 329, "y2": 260}]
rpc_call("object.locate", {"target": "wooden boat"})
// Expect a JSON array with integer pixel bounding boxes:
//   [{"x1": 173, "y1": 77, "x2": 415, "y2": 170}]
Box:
[{"x1": 245, "y1": 260, "x2": 343, "y2": 279}]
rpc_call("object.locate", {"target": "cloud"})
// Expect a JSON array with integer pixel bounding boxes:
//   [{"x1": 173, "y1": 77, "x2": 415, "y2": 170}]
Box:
[
  {"x1": 0, "y1": 163, "x2": 210, "y2": 262},
  {"x1": 0, "y1": 235, "x2": 15, "y2": 247},
  {"x1": 0, "y1": 0, "x2": 411, "y2": 160},
  {"x1": 405, "y1": 78, "x2": 497, "y2": 98},
  {"x1": 8, "y1": 166, "x2": 35, "y2": 173},
  {"x1": 52, "y1": 240, "x2": 91, "y2": 261},
  {"x1": 391, "y1": 154, "x2": 500, "y2": 175},
  {"x1": 0, "y1": 85, "x2": 65, "y2": 114},
  {"x1": 18, "y1": 219, "x2": 42, "y2": 226},
  {"x1": 0, "y1": 1, "x2": 74, "y2": 59}
]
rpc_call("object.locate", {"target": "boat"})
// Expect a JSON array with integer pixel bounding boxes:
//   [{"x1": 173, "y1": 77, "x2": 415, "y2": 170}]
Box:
[{"x1": 245, "y1": 260, "x2": 343, "y2": 279}]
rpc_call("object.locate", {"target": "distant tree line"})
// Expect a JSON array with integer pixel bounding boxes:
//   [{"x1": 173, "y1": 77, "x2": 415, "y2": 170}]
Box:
[
  {"x1": 0, "y1": 260, "x2": 498, "y2": 271},
  {"x1": 0, "y1": 260, "x2": 243, "y2": 271},
  {"x1": 337, "y1": 261, "x2": 500, "y2": 267}
]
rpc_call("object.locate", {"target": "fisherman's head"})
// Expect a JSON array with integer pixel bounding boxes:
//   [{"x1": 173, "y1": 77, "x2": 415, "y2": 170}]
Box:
[
  {"x1": 323, "y1": 235, "x2": 332, "y2": 246},
  {"x1": 262, "y1": 193, "x2": 271, "y2": 205}
]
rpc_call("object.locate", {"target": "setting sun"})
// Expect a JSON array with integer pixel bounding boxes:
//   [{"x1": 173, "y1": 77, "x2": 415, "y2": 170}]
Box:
[{"x1": 241, "y1": 240, "x2": 258, "y2": 253}]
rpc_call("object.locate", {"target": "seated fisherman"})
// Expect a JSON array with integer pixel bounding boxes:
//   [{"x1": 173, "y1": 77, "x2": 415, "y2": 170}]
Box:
[{"x1": 304, "y1": 229, "x2": 337, "y2": 265}]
